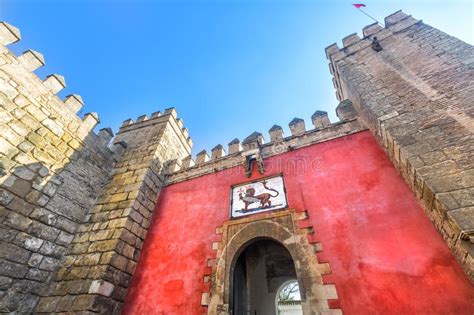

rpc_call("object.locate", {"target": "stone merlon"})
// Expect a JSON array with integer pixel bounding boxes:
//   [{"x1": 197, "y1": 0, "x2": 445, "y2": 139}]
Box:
[
  {"x1": 18, "y1": 49, "x2": 45, "y2": 71},
  {"x1": 242, "y1": 131, "x2": 264, "y2": 151},
  {"x1": 384, "y1": 10, "x2": 409, "y2": 26},
  {"x1": 98, "y1": 128, "x2": 114, "y2": 145},
  {"x1": 342, "y1": 33, "x2": 360, "y2": 47},
  {"x1": 211, "y1": 144, "x2": 226, "y2": 159},
  {"x1": 269, "y1": 125, "x2": 284, "y2": 142},
  {"x1": 64, "y1": 94, "x2": 84, "y2": 113},
  {"x1": 196, "y1": 150, "x2": 210, "y2": 165},
  {"x1": 181, "y1": 155, "x2": 195, "y2": 168},
  {"x1": 336, "y1": 100, "x2": 357, "y2": 121},
  {"x1": 43, "y1": 74, "x2": 66, "y2": 94},
  {"x1": 289, "y1": 118, "x2": 305, "y2": 136},
  {"x1": 363, "y1": 22, "x2": 383, "y2": 37},
  {"x1": 0, "y1": 21, "x2": 21, "y2": 45},
  {"x1": 311, "y1": 111, "x2": 330, "y2": 129},
  {"x1": 228, "y1": 138, "x2": 241, "y2": 154}
]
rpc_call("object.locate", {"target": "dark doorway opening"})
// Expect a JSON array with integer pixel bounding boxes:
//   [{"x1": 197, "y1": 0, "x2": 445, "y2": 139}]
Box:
[{"x1": 231, "y1": 239, "x2": 302, "y2": 315}]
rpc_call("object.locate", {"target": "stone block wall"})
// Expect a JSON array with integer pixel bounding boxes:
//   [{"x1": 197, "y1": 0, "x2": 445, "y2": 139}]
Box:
[
  {"x1": 326, "y1": 11, "x2": 474, "y2": 280},
  {"x1": 0, "y1": 21, "x2": 192, "y2": 313},
  {"x1": 36, "y1": 110, "x2": 192, "y2": 313},
  {"x1": 168, "y1": 104, "x2": 363, "y2": 184},
  {"x1": 0, "y1": 22, "x2": 119, "y2": 312},
  {"x1": 1, "y1": 8, "x2": 472, "y2": 313}
]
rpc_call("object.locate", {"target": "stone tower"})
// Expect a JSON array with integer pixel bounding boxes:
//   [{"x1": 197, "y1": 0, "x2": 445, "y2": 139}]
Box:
[
  {"x1": 0, "y1": 22, "x2": 191, "y2": 312},
  {"x1": 36, "y1": 110, "x2": 192, "y2": 313},
  {"x1": 326, "y1": 11, "x2": 474, "y2": 280},
  {"x1": 0, "y1": 9, "x2": 473, "y2": 315}
]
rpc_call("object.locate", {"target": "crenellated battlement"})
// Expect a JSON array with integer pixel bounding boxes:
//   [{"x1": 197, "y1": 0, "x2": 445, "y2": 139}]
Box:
[
  {"x1": 2, "y1": 10, "x2": 473, "y2": 313},
  {"x1": 323, "y1": 9, "x2": 474, "y2": 282},
  {"x1": 0, "y1": 22, "x2": 127, "y2": 313},
  {"x1": 0, "y1": 22, "x2": 20, "y2": 46},
  {"x1": 325, "y1": 10, "x2": 420, "y2": 101},
  {"x1": 0, "y1": 21, "x2": 112, "y2": 146},
  {"x1": 119, "y1": 108, "x2": 183, "y2": 132},
  {"x1": 115, "y1": 107, "x2": 192, "y2": 155},
  {"x1": 166, "y1": 103, "x2": 366, "y2": 183},
  {"x1": 179, "y1": 110, "x2": 337, "y2": 167},
  {"x1": 325, "y1": 10, "x2": 418, "y2": 59},
  {"x1": 0, "y1": 22, "x2": 196, "y2": 313}
]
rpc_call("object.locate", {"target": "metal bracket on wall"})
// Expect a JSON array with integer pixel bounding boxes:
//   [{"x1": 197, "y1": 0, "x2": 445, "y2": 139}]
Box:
[{"x1": 242, "y1": 148, "x2": 265, "y2": 177}]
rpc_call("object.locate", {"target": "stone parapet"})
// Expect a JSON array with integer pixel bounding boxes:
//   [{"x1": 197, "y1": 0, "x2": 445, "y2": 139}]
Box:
[
  {"x1": 326, "y1": 10, "x2": 474, "y2": 281},
  {"x1": 117, "y1": 108, "x2": 192, "y2": 154},
  {"x1": 167, "y1": 110, "x2": 365, "y2": 184},
  {"x1": 0, "y1": 20, "x2": 193, "y2": 313},
  {"x1": 0, "y1": 21, "x2": 117, "y2": 312},
  {"x1": 36, "y1": 108, "x2": 192, "y2": 313},
  {"x1": 269, "y1": 125, "x2": 284, "y2": 142},
  {"x1": 325, "y1": 11, "x2": 419, "y2": 101},
  {"x1": 311, "y1": 111, "x2": 331, "y2": 129}
]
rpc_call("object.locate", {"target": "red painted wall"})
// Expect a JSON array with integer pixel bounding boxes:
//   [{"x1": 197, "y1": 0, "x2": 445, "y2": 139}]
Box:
[{"x1": 123, "y1": 131, "x2": 474, "y2": 314}]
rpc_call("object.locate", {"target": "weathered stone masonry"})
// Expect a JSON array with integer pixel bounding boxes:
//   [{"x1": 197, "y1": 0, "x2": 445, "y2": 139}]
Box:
[
  {"x1": 0, "y1": 22, "x2": 119, "y2": 312},
  {"x1": 202, "y1": 210, "x2": 340, "y2": 315},
  {"x1": 36, "y1": 109, "x2": 191, "y2": 313},
  {"x1": 0, "y1": 21, "x2": 192, "y2": 313},
  {"x1": 326, "y1": 10, "x2": 474, "y2": 280},
  {"x1": 0, "y1": 9, "x2": 473, "y2": 314}
]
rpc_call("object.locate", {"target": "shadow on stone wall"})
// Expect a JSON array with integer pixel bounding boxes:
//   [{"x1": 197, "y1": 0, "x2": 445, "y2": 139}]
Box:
[{"x1": 0, "y1": 131, "x2": 116, "y2": 312}]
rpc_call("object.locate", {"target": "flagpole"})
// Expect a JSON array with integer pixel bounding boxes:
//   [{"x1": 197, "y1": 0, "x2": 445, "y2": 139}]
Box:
[{"x1": 356, "y1": 7, "x2": 385, "y2": 27}]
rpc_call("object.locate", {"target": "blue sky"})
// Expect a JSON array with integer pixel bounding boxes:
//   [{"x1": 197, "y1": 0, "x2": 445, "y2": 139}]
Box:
[{"x1": 1, "y1": 0, "x2": 472, "y2": 155}]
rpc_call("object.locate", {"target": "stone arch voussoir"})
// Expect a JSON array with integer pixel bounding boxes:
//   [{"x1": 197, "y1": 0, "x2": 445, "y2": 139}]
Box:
[{"x1": 202, "y1": 210, "x2": 341, "y2": 315}]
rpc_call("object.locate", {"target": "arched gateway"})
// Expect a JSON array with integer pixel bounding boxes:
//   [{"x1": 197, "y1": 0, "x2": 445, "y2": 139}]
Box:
[
  {"x1": 202, "y1": 210, "x2": 340, "y2": 315},
  {"x1": 231, "y1": 239, "x2": 300, "y2": 314},
  {"x1": 2, "y1": 10, "x2": 474, "y2": 314}
]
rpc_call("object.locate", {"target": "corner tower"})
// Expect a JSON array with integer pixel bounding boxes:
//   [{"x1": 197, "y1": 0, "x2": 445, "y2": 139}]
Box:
[
  {"x1": 36, "y1": 109, "x2": 192, "y2": 313},
  {"x1": 326, "y1": 11, "x2": 474, "y2": 280},
  {"x1": 0, "y1": 17, "x2": 192, "y2": 314}
]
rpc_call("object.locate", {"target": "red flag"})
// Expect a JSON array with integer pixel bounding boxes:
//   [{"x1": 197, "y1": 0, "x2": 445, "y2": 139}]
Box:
[{"x1": 353, "y1": 4, "x2": 366, "y2": 8}]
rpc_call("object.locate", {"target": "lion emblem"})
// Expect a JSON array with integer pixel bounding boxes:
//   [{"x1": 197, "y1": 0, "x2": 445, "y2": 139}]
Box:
[{"x1": 238, "y1": 180, "x2": 279, "y2": 211}]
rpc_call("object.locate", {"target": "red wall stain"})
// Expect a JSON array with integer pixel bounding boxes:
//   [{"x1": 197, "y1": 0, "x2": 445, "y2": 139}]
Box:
[{"x1": 123, "y1": 131, "x2": 474, "y2": 314}]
